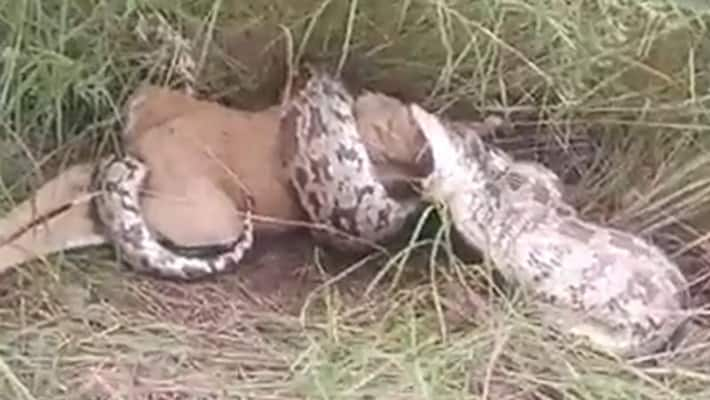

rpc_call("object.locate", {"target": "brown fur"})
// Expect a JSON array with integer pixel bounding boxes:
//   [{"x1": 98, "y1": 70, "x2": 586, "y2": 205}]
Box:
[
  {"x1": 123, "y1": 85, "x2": 309, "y2": 246},
  {"x1": 0, "y1": 84, "x2": 432, "y2": 275},
  {"x1": 0, "y1": 163, "x2": 103, "y2": 270}
]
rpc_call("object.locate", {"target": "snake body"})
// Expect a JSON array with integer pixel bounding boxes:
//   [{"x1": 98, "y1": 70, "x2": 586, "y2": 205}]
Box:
[
  {"x1": 279, "y1": 66, "x2": 423, "y2": 253},
  {"x1": 409, "y1": 103, "x2": 690, "y2": 357},
  {"x1": 91, "y1": 68, "x2": 420, "y2": 277},
  {"x1": 91, "y1": 154, "x2": 254, "y2": 280},
  {"x1": 89, "y1": 72, "x2": 691, "y2": 357}
]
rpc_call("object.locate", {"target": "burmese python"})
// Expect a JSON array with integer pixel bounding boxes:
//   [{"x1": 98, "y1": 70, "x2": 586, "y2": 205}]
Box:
[
  {"x1": 91, "y1": 153, "x2": 255, "y2": 280},
  {"x1": 408, "y1": 103, "x2": 690, "y2": 358},
  {"x1": 278, "y1": 65, "x2": 424, "y2": 253},
  {"x1": 90, "y1": 70, "x2": 691, "y2": 357},
  {"x1": 91, "y1": 68, "x2": 420, "y2": 279}
]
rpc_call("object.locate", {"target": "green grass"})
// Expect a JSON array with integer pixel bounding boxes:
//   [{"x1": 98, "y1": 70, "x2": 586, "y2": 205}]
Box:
[{"x1": 2, "y1": 0, "x2": 710, "y2": 399}]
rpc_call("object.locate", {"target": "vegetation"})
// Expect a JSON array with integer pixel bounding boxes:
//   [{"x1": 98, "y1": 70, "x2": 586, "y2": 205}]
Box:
[{"x1": 1, "y1": 0, "x2": 710, "y2": 398}]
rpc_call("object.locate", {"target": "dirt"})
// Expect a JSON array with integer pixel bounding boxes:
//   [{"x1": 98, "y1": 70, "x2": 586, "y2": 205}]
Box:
[{"x1": 3, "y1": 20, "x2": 708, "y2": 338}]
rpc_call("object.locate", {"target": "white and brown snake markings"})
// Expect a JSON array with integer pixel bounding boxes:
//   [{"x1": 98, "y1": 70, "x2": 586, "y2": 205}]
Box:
[
  {"x1": 409, "y1": 103, "x2": 691, "y2": 358},
  {"x1": 83, "y1": 68, "x2": 692, "y2": 358},
  {"x1": 279, "y1": 66, "x2": 423, "y2": 253},
  {"x1": 85, "y1": 67, "x2": 424, "y2": 282},
  {"x1": 91, "y1": 154, "x2": 255, "y2": 280},
  {"x1": 88, "y1": 68, "x2": 426, "y2": 280}
]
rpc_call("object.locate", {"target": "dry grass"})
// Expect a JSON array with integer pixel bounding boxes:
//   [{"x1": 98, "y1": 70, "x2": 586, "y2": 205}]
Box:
[{"x1": 2, "y1": 0, "x2": 710, "y2": 399}]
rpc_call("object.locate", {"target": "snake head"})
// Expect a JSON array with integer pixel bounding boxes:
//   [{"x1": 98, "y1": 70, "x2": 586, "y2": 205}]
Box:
[{"x1": 408, "y1": 103, "x2": 473, "y2": 203}]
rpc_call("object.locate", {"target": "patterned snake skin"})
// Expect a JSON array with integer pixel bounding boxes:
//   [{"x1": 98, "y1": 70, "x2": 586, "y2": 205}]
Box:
[
  {"x1": 91, "y1": 154, "x2": 255, "y2": 280},
  {"x1": 409, "y1": 103, "x2": 691, "y2": 357},
  {"x1": 90, "y1": 67, "x2": 422, "y2": 278},
  {"x1": 90, "y1": 71, "x2": 691, "y2": 357},
  {"x1": 279, "y1": 66, "x2": 423, "y2": 253}
]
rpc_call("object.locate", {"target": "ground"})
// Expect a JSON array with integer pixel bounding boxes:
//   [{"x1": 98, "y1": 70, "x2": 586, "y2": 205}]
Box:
[{"x1": 2, "y1": 1, "x2": 710, "y2": 399}]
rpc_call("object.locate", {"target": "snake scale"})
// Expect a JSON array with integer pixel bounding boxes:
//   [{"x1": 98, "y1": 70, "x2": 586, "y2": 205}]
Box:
[
  {"x1": 278, "y1": 65, "x2": 423, "y2": 253},
  {"x1": 90, "y1": 68, "x2": 691, "y2": 357},
  {"x1": 408, "y1": 103, "x2": 690, "y2": 357},
  {"x1": 91, "y1": 153, "x2": 255, "y2": 280}
]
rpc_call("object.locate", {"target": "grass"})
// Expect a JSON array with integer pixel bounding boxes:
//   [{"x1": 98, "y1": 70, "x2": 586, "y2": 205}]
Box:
[{"x1": 2, "y1": 0, "x2": 710, "y2": 398}]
